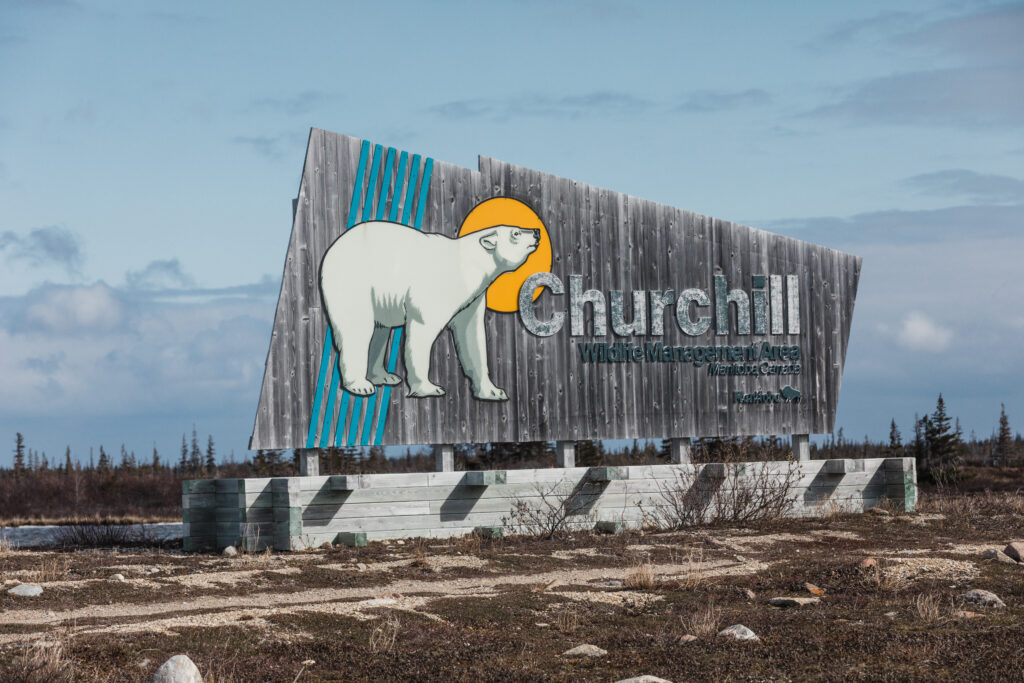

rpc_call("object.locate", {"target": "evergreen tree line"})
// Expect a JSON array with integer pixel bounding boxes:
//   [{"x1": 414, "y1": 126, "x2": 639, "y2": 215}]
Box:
[{"x1": 2, "y1": 396, "x2": 1017, "y2": 521}]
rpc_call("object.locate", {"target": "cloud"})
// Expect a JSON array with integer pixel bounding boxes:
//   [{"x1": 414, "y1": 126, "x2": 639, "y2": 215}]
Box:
[
  {"x1": 0, "y1": 273, "x2": 277, "y2": 421},
  {"x1": 807, "y1": 66, "x2": 1024, "y2": 128},
  {"x1": 0, "y1": 225, "x2": 83, "y2": 275},
  {"x1": 902, "y1": 169, "x2": 1024, "y2": 203},
  {"x1": 232, "y1": 132, "x2": 308, "y2": 161},
  {"x1": 806, "y1": 5, "x2": 1024, "y2": 128},
  {"x1": 19, "y1": 283, "x2": 123, "y2": 334},
  {"x1": 902, "y1": 3, "x2": 1024, "y2": 65},
  {"x1": 125, "y1": 258, "x2": 195, "y2": 291},
  {"x1": 761, "y1": 202, "x2": 1024, "y2": 248},
  {"x1": 809, "y1": 10, "x2": 920, "y2": 48},
  {"x1": 675, "y1": 89, "x2": 772, "y2": 113},
  {"x1": 426, "y1": 91, "x2": 655, "y2": 121},
  {"x1": 251, "y1": 90, "x2": 336, "y2": 116},
  {"x1": 897, "y1": 311, "x2": 952, "y2": 351}
]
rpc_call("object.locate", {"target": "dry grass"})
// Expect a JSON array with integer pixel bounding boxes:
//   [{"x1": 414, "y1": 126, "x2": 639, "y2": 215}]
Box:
[
  {"x1": 369, "y1": 615, "x2": 400, "y2": 654},
  {"x1": 555, "y1": 605, "x2": 580, "y2": 633},
  {"x1": 862, "y1": 561, "x2": 908, "y2": 593},
  {"x1": 0, "y1": 533, "x2": 13, "y2": 555},
  {"x1": 33, "y1": 554, "x2": 72, "y2": 582},
  {"x1": 10, "y1": 631, "x2": 76, "y2": 682},
  {"x1": 672, "y1": 548, "x2": 706, "y2": 590},
  {"x1": 624, "y1": 561, "x2": 657, "y2": 590},
  {"x1": 815, "y1": 497, "x2": 856, "y2": 523},
  {"x1": 917, "y1": 490, "x2": 1024, "y2": 525},
  {"x1": 913, "y1": 593, "x2": 946, "y2": 623},
  {"x1": 680, "y1": 602, "x2": 722, "y2": 638}
]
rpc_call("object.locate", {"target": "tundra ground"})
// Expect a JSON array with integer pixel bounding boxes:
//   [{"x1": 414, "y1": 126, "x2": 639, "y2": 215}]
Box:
[{"x1": 1, "y1": 491, "x2": 1023, "y2": 682}]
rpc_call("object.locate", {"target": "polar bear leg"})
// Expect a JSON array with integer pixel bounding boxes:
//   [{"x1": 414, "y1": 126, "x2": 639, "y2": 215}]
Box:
[
  {"x1": 366, "y1": 326, "x2": 401, "y2": 385},
  {"x1": 337, "y1": 322, "x2": 375, "y2": 396},
  {"x1": 404, "y1": 320, "x2": 445, "y2": 397},
  {"x1": 450, "y1": 294, "x2": 507, "y2": 401}
]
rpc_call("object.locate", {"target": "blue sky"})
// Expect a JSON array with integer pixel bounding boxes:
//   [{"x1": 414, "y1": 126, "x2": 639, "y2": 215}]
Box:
[{"x1": 1, "y1": 0, "x2": 1022, "y2": 464}]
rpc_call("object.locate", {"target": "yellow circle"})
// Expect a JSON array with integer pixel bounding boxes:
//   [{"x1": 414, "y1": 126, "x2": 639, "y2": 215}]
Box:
[{"x1": 458, "y1": 198, "x2": 552, "y2": 313}]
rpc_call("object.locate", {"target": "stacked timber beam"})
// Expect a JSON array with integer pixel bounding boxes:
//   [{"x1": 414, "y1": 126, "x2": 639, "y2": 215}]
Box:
[{"x1": 182, "y1": 457, "x2": 917, "y2": 552}]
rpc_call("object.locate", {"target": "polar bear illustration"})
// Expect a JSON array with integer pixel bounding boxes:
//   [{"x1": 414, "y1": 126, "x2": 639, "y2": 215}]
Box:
[{"x1": 320, "y1": 220, "x2": 539, "y2": 399}]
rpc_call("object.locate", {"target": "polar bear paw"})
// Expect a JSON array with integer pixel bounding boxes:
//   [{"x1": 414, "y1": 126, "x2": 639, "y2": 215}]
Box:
[
  {"x1": 344, "y1": 379, "x2": 376, "y2": 396},
  {"x1": 475, "y1": 384, "x2": 508, "y2": 401},
  {"x1": 368, "y1": 371, "x2": 402, "y2": 386},
  {"x1": 409, "y1": 382, "x2": 445, "y2": 398}
]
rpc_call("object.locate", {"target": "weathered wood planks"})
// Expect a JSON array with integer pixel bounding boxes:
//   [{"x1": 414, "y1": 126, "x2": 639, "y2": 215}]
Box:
[{"x1": 251, "y1": 129, "x2": 861, "y2": 449}]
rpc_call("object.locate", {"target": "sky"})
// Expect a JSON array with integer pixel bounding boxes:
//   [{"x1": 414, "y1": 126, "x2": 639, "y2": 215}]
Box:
[{"x1": 1, "y1": 0, "x2": 1022, "y2": 465}]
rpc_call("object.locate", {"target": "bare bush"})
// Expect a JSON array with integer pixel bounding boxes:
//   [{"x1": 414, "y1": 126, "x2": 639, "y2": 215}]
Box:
[
  {"x1": 681, "y1": 602, "x2": 722, "y2": 638},
  {"x1": 555, "y1": 605, "x2": 580, "y2": 633},
  {"x1": 11, "y1": 636, "x2": 76, "y2": 683},
  {"x1": 914, "y1": 594, "x2": 946, "y2": 623},
  {"x1": 639, "y1": 459, "x2": 799, "y2": 529},
  {"x1": 53, "y1": 522, "x2": 169, "y2": 549},
  {"x1": 502, "y1": 481, "x2": 602, "y2": 539},
  {"x1": 624, "y1": 561, "x2": 657, "y2": 590},
  {"x1": 369, "y1": 614, "x2": 400, "y2": 654},
  {"x1": 672, "y1": 548, "x2": 706, "y2": 590}
]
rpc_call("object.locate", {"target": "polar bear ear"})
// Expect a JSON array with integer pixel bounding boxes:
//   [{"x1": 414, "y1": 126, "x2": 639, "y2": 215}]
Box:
[{"x1": 478, "y1": 230, "x2": 498, "y2": 252}]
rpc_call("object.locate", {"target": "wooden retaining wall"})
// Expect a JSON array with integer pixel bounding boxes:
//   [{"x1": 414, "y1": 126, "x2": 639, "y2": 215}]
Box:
[{"x1": 182, "y1": 457, "x2": 916, "y2": 552}]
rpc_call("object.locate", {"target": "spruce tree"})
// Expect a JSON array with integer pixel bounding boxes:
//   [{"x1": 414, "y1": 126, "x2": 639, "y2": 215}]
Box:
[
  {"x1": 887, "y1": 419, "x2": 902, "y2": 457},
  {"x1": 97, "y1": 445, "x2": 111, "y2": 471},
  {"x1": 996, "y1": 404, "x2": 1014, "y2": 467},
  {"x1": 64, "y1": 446, "x2": 73, "y2": 475},
  {"x1": 205, "y1": 435, "x2": 216, "y2": 474},
  {"x1": 15, "y1": 434, "x2": 23, "y2": 473},
  {"x1": 180, "y1": 434, "x2": 189, "y2": 472},
  {"x1": 926, "y1": 394, "x2": 963, "y2": 477},
  {"x1": 190, "y1": 426, "x2": 202, "y2": 471}
]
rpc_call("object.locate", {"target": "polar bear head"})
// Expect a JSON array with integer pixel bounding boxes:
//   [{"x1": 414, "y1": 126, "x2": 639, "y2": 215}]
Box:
[{"x1": 476, "y1": 225, "x2": 540, "y2": 273}]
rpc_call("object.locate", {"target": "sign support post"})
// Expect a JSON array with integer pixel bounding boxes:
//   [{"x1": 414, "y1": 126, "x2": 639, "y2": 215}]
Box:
[
  {"x1": 556, "y1": 441, "x2": 575, "y2": 468},
  {"x1": 792, "y1": 434, "x2": 810, "y2": 461},
  {"x1": 434, "y1": 444, "x2": 455, "y2": 472},
  {"x1": 668, "y1": 438, "x2": 692, "y2": 464},
  {"x1": 298, "y1": 449, "x2": 319, "y2": 477}
]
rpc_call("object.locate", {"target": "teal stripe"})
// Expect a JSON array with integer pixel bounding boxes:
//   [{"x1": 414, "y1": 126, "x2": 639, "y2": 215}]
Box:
[
  {"x1": 414, "y1": 158, "x2": 433, "y2": 228},
  {"x1": 340, "y1": 144, "x2": 385, "y2": 445},
  {"x1": 388, "y1": 152, "x2": 408, "y2": 222},
  {"x1": 318, "y1": 355, "x2": 340, "y2": 447},
  {"x1": 361, "y1": 144, "x2": 383, "y2": 222},
  {"x1": 319, "y1": 141, "x2": 373, "y2": 447},
  {"x1": 305, "y1": 328, "x2": 333, "y2": 448},
  {"x1": 358, "y1": 149, "x2": 408, "y2": 446},
  {"x1": 334, "y1": 392, "x2": 350, "y2": 448},
  {"x1": 401, "y1": 155, "x2": 421, "y2": 225},
  {"x1": 373, "y1": 156, "x2": 433, "y2": 445},
  {"x1": 306, "y1": 140, "x2": 370, "y2": 448},
  {"x1": 375, "y1": 148, "x2": 395, "y2": 221}
]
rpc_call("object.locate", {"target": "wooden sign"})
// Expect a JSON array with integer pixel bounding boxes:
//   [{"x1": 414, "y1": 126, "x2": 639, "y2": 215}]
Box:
[{"x1": 250, "y1": 129, "x2": 861, "y2": 449}]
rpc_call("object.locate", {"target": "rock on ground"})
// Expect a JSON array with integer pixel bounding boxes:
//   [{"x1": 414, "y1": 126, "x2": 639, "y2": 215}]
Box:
[
  {"x1": 982, "y1": 549, "x2": 1016, "y2": 564},
  {"x1": 961, "y1": 589, "x2": 1006, "y2": 608},
  {"x1": 562, "y1": 644, "x2": 608, "y2": 658},
  {"x1": 678, "y1": 634, "x2": 698, "y2": 644},
  {"x1": 616, "y1": 676, "x2": 673, "y2": 683},
  {"x1": 769, "y1": 597, "x2": 820, "y2": 608},
  {"x1": 804, "y1": 583, "x2": 825, "y2": 595},
  {"x1": 150, "y1": 654, "x2": 203, "y2": 683},
  {"x1": 1003, "y1": 542, "x2": 1024, "y2": 563},
  {"x1": 221, "y1": 546, "x2": 237, "y2": 557},
  {"x1": 110, "y1": 573, "x2": 126, "y2": 581},
  {"x1": 858, "y1": 557, "x2": 877, "y2": 569},
  {"x1": 718, "y1": 624, "x2": 759, "y2": 641},
  {"x1": 8, "y1": 584, "x2": 43, "y2": 597},
  {"x1": 867, "y1": 507, "x2": 890, "y2": 516}
]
